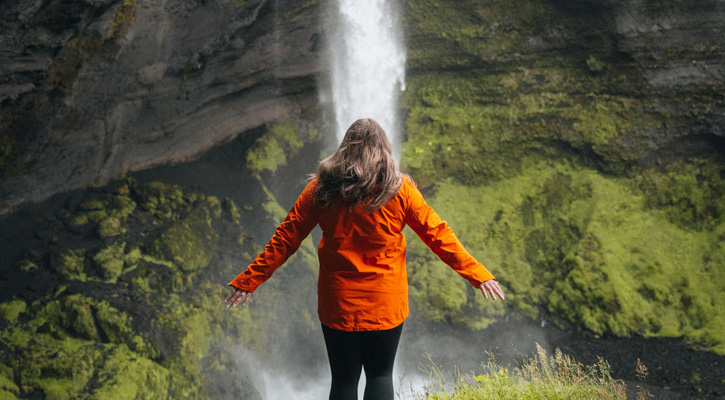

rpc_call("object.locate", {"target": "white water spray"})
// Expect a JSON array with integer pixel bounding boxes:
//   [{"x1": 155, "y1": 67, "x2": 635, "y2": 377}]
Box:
[{"x1": 329, "y1": 0, "x2": 406, "y2": 157}]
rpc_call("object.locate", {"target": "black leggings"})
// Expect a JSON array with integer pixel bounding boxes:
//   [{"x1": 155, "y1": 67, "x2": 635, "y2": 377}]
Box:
[{"x1": 321, "y1": 323, "x2": 404, "y2": 400}]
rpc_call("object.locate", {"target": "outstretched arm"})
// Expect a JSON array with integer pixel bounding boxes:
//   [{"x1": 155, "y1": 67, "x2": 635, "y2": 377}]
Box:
[
  {"x1": 225, "y1": 180, "x2": 319, "y2": 306},
  {"x1": 404, "y1": 180, "x2": 502, "y2": 300}
]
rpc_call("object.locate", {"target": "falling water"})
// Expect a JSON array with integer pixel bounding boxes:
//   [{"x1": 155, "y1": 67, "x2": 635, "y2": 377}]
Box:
[{"x1": 329, "y1": 0, "x2": 406, "y2": 157}]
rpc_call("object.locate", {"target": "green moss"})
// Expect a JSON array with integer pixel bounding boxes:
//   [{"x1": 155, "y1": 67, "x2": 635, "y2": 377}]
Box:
[
  {"x1": 407, "y1": 160, "x2": 725, "y2": 353},
  {"x1": 398, "y1": 0, "x2": 724, "y2": 354},
  {"x1": 0, "y1": 292, "x2": 178, "y2": 398},
  {"x1": 408, "y1": 240, "x2": 505, "y2": 329},
  {"x1": 94, "y1": 301, "x2": 158, "y2": 358},
  {"x1": 108, "y1": 193, "x2": 137, "y2": 219},
  {"x1": 406, "y1": 0, "x2": 564, "y2": 69},
  {"x1": 203, "y1": 195, "x2": 222, "y2": 220},
  {"x1": 123, "y1": 247, "x2": 142, "y2": 267},
  {"x1": 93, "y1": 242, "x2": 126, "y2": 282},
  {"x1": 79, "y1": 199, "x2": 105, "y2": 211},
  {"x1": 62, "y1": 295, "x2": 100, "y2": 340},
  {"x1": 401, "y1": 71, "x2": 658, "y2": 186},
  {"x1": 637, "y1": 159, "x2": 725, "y2": 231},
  {"x1": 0, "y1": 300, "x2": 27, "y2": 322},
  {"x1": 225, "y1": 197, "x2": 241, "y2": 224},
  {"x1": 89, "y1": 345, "x2": 169, "y2": 400},
  {"x1": 0, "y1": 179, "x2": 276, "y2": 399},
  {"x1": 132, "y1": 181, "x2": 192, "y2": 222},
  {"x1": 246, "y1": 122, "x2": 305, "y2": 173},
  {"x1": 69, "y1": 214, "x2": 89, "y2": 227},
  {"x1": 401, "y1": 0, "x2": 665, "y2": 186},
  {"x1": 74, "y1": 193, "x2": 136, "y2": 239},
  {"x1": 0, "y1": 363, "x2": 19, "y2": 399},
  {"x1": 17, "y1": 259, "x2": 39, "y2": 272},
  {"x1": 98, "y1": 216, "x2": 126, "y2": 238},
  {"x1": 85, "y1": 210, "x2": 107, "y2": 223},
  {"x1": 50, "y1": 248, "x2": 87, "y2": 281},
  {"x1": 147, "y1": 212, "x2": 219, "y2": 273}
]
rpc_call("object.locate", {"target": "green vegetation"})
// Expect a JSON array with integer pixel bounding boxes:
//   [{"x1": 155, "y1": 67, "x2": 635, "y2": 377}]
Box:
[
  {"x1": 92, "y1": 241, "x2": 126, "y2": 282},
  {"x1": 0, "y1": 295, "x2": 163, "y2": 399},
  {"x1": 401, "y1": 0, "x2": 725, "y2": 355},
  {"x1": 0, "y1": 139, "x2": 324, "y2": 398},
  {"x1": 402, "y1": 52, "x2": 658, "y2": 187},
  {"x1": 0, "y1": 301, "x2": 27, "y2": 322},
  {"x1": 407, "y1": 161, "x2": 725, "y2": 353},
  {"x1": 50, "y1": 248, "x2": 87, "y2": 281},
  {"x1": 637, "y1": 159, "x2": 725, "y2": 231},
  {"x1": 0, "y1": 181, "x2": 248, "y2": 399},
  {"x1": 147, "y1": 210, "x2": 220, "y2": 273},
  {"x1": 246, "y1": 122, "x2": 308, "y2": 173},
  {"x1": 224, "y1": 197, "x2": 242, "y2": 224},
  {"x1": 415, "y1": 345, "x2": 635, "y2": 400}
]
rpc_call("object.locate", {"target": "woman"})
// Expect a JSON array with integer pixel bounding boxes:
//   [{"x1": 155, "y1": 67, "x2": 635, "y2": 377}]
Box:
[{"x1": 225, "y1": 118, "x2": 504, "y2": 400}]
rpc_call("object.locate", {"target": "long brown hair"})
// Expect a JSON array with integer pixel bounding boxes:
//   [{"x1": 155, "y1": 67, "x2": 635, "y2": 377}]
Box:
[{"x1": 314, "y1": 118, "x2": 402, "y2": 212}]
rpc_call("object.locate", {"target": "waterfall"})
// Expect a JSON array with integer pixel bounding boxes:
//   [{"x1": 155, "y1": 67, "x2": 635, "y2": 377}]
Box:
[{"x1": 329, "y1": 0, "x2": 406, "y2": 157}]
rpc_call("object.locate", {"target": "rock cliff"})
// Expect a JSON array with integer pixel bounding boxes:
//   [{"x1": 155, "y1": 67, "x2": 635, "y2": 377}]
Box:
[{"x1": 1, "y1": 0, "x2": 322, "y2": 216}]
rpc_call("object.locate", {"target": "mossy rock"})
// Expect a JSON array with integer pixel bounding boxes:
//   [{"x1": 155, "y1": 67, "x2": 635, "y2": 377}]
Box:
[
  {"x1": 131, "y1": 181, "x2": 189, "y2": 222},
  {"x1": 0, "y1": 293, "x2": 174, "y2": 399},
  {"x1": 0, "y1": 300, "x2": 27, "y2": 322},
  {"x1": 147, "y1": 212, "x2": 220, "y2": 273},
  {"x1": 78, "y1": 199, "x2": 106, "y2": 211},
  {"x1": 94, "y1": 301, "x2": 159, "y2": 358},
  {"x1": 97, "y1": 216, "x2": 126, "y2": 238},
  {"x1": 50, "y1": 248, "x2": 87, "y2": 281},
  {"x1": 87, "y1": 345, "x2": 170, "y2": 400},
  {"x1": 92, "y1": 242, "x2": 126, "y2": 282},
  {"x1": 246, "y1": 122, "x2": 305, "y2": 173},
  {"x1": 0, "y1": 177, "x2": 273, "y2": 399},
  {"x1": 61, "y1": 295, "x2": 100, "y2": 340}
]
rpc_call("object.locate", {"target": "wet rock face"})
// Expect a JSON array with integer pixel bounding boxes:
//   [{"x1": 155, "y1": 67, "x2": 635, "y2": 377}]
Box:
[
  {"x1": 0, "y1": 0, "x2": 323, "y2": 216},
  {"x1": 613, "y1": 0, "x2": 725, "y2": 155}
]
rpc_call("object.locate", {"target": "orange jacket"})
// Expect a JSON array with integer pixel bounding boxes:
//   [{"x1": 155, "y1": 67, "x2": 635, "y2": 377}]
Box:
[{"x1": 229, "y1": 176, "x2": 495, "y2": 331}]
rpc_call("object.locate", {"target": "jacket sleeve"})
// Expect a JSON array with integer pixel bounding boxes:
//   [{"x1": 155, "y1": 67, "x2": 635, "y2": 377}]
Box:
[
  {"x1": 229, "y1": 180, "x2": 319, "y2": 293},
  {"x1": 404, "y1": 181, "x2": 495, "y2": 287}
]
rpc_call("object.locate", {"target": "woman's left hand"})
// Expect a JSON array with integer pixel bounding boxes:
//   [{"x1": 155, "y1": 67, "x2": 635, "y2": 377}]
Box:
[{"x1": 479, "y1": 279, "x2": 504, "y2": 300}]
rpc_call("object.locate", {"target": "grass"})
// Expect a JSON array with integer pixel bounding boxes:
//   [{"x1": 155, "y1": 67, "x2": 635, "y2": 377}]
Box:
[{"x1": 409, "y1": 344, "x2": 647, "y2": 400}]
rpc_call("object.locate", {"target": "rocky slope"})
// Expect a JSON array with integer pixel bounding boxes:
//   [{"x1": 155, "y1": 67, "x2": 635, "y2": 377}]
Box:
[
  {"x1": 0, "y1": 122, "x2": 325, "y2": 399},
  {"x1": 0, "y1": 0, "x2": 322, "y2": 216}
]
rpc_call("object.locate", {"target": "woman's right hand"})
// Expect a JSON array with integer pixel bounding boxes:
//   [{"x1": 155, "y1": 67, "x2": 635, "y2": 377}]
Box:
[
  {"x1": 225, "y1": 287, "x2": 251, "y2": 308},
  {"x1": 479, "y1": 279, "x2": 504, "y2": 300}
]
